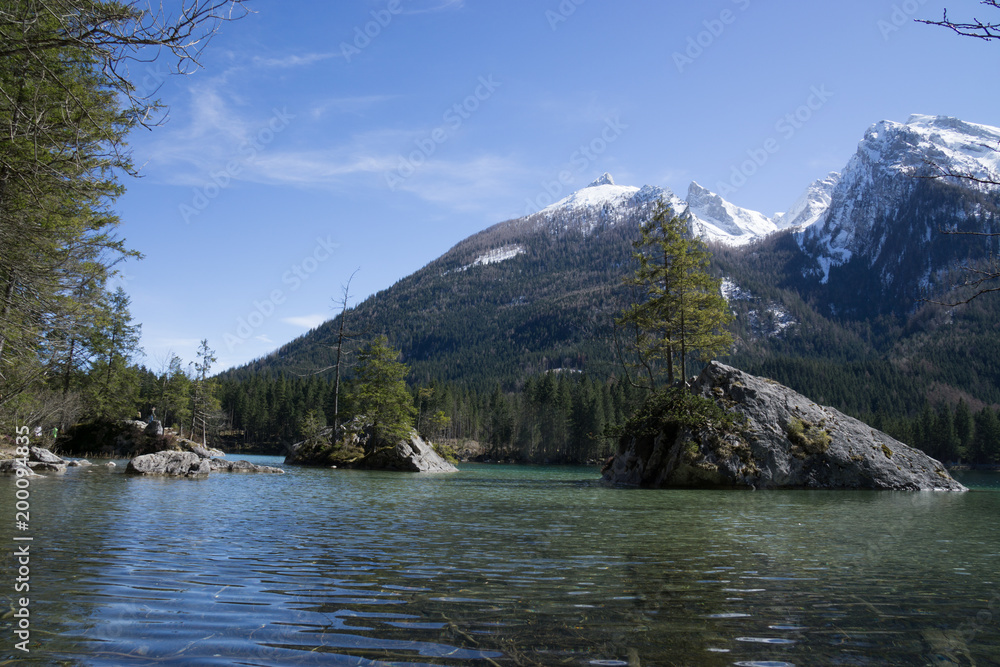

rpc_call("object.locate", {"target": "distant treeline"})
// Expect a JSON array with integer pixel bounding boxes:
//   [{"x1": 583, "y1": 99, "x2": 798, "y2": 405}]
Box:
[
  {"x1": 215, "y1": 366, "x2": 1000, "y2": 465},
  {"x1": 216, "y1": 370, "x2": 645, "y2": 463}
]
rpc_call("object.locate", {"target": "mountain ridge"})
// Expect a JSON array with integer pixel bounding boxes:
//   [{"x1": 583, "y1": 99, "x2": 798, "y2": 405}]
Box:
[{"x1": 225, "y1": 114, "x2": 1000, "y2": 420}]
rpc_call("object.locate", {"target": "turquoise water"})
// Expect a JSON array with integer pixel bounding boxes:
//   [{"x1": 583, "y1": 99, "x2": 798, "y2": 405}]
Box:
[{"x1": 0, "y1": 459, "x2": 997, "y2": 665}]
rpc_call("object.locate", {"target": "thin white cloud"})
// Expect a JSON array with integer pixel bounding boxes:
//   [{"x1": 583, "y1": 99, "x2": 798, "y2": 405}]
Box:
[
  {"x1": 252, "y1": 52, "x2": 339, "y2": 68},
  {"x1": 283, "y1": 315, "x2": 328, "y2": 330},
  {"x1": 310, "y1": 95, "x2": 398, "y2": 119},
  {"x1": 402, "y1": 0, "x2": 465, "y2": 14},
  {"x1": 142, "y1": 80, "x2": 411, "y2": 188},
  {"x1": 138, "y1": 69, "x2": 531, "y2": 214},
  {"x1": 388, "y1": 154, "x2": 528, "y2": 211}
]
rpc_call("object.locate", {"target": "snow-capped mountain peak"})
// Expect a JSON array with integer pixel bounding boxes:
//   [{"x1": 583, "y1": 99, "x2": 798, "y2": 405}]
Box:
[
  {"x1": 589, "y1": 172, "x2": 616, "y2": 187},
  {"x1": 534, "y1": 115, "x2": 999, "y2": 254},
  {"x1": 539, "y1": 175, "x2": 791, "y2": 246},
  {"x1": 901, "y1": 114, "x2": 1000, "y2": 182},
  {"x1": 539, "y1": 173, "x2": 640, "y2": 214},
  {"x1": 774, "y1": 172, "x2": 840, "y2": 231},
  {"x1": 802, "y1": 114, "x2": 1000, "y2": 284},
  {"x1": 685, "y1": 181, "x2": 778, "y2": 246}
]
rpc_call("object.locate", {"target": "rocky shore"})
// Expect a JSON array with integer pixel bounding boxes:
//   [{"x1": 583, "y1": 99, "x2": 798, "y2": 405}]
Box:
[{"x1": 0, "y1": 429, "x2": 283, "y2": 478}]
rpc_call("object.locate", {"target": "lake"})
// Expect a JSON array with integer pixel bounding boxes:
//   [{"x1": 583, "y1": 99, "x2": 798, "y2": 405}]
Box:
[{"x1": 1, "y1": 459, "x2": 998, "y2": 665}]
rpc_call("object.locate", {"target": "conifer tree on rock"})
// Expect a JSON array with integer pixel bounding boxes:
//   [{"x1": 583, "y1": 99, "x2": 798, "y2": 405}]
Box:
[
  {"x1": 616, "y1": 202, "x2": 733, "y2": 387},
  {"x1": 353, "y1": 335, "x2": 416, "y2": 451}
]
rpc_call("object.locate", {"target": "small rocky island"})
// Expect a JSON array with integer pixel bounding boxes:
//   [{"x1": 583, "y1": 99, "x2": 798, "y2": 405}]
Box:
[
  {"x1": 126, "y1": 448, "x2": 284, "y2": 477},
  {"x1": 286, "y1": 428, "x2": 458, "y2": 473},
  {"x1": 603, "y1": 361, "x2": 968, "y2": 491}
]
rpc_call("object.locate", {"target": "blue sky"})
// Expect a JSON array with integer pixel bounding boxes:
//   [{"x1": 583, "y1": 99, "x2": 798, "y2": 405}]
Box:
[{"x1": 114, "y1": 0, "x2": 1000, "y2": 372}]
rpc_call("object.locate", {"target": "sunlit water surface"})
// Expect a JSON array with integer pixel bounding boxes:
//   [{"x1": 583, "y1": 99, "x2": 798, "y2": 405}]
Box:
[{"x1": 1, "y1": 459, "x2": 998, "y2": 665}]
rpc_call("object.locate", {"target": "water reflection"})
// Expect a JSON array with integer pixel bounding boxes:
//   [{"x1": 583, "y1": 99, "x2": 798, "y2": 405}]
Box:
[{"x1": 0, "y1": 462, "x2": 997, "y2": 665}]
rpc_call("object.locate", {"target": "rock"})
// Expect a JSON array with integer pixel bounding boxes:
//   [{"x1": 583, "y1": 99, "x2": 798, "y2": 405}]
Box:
[
  {"x1": 144, "y1": 419, "x2": 164, "y2": 437},
  {"x1": 190, "y1": 459, "x2": 212, "y2": 476},
  {"x1": 603, "y1": 361, "x2": 967, "y2": 491},
  {"x1": 126, "y1": 451, "x2": 209, "y2": 477},
  {"x1": 178, "y1": 439, "x2": 225, "y2": 458},
  {"x1": 126, "y1": 450, "x2": 283, "y2": 477},
  {"x1": 191, "y1": 445, "x2": 213, "y2": 458},
  {"x1": 29, "y1": 447, "x2": 64, "y2": 464},
  {"x1": 67, "y1": 459, "x2": 92, "y2": 467},
  {"x1": 0, "y1": 460, "x2": 37, "y2": 476},
  {"x1": 191, "y1": 445, "x2": 226, "y2": 459},
  {"x1": 27, "y1": 461, "x2": 68, "y2": 473},
  {"x1": 354, "y1": 432, "x2": 459, "y2": 473},
  {"x1": 286, "y1": 429, "x2": 458, "y2": 473},
  {"x1": 105, "y1": 461, "x2": 116, "y2": 468},
  {"x1": 209, "y1": 458, "x2": 284, "y2": 474}
]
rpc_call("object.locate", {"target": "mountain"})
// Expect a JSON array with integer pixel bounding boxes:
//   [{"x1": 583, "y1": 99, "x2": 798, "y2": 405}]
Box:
[
  {"x1": 685, "y1": 181, "x2": 781, "y2": 245},
  {"x1": 537, "y1": 173, "x2": 786, "y2": 247},
  {"x1": 536, "y1": 173, "x2": 684, "y2": 234},
  {"x1": 772, "y1": 172, "x2": 840, "y2": 231},
  {"x1": 794, "y1": 115, "x2": 1000, "y2": 315},
  {"x1": 243, "y1": 189, "x2": 656, "y2": 390},
  {"x1": 229, "y1": 115, "x2": 1000, "y2": 418}
]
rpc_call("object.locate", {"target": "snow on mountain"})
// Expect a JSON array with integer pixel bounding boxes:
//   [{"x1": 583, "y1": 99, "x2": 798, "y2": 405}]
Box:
[
  {"x1": 903, "y1": 114, "x2": 1000, "y2": 181},
  {"x1": 802, "y1": 115, "x2": 1000, "y2": 283},
  {"x1": 720, "y1": 279, "x2": 798, "y2": 339},
  {"x1": 540, "y1": 173, "x2": 640, "y2": 213},
  {"x1": 774, "y1": 172, "x2": 840, "y2": 231},
  {"x1": 536, "y1": 173, "x2": 686, "y2": 235},
  {"x1": 685, "y1": 182, "x2": 778, "y2": 246},
  {"x1": 538, "y1": 174, "x2": 789, "y2": 246},
  {"x1": 442, "y1": 244, "x2": 526, "y2": 276},
  {"x1": 532, "y1": 115, "x2": 998, "y2": 257}
]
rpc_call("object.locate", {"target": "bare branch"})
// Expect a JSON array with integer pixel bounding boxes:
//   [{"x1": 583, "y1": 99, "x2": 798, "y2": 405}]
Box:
[{"x1": 917, "y1": 1, "x2": 1000, "y2": 40}]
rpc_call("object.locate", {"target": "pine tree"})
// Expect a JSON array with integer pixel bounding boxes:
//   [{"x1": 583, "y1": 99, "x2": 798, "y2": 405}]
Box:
[
  {"x1": 933, "y1": 403, "x2": 960, "y2": 462},
  {"x1": 617, "y1": 202, "x2": 733, "y2": 387},
  {"x1": 487, "y1": 384, "x2": 514, "y2": 457},
  {"x1": 0, "y1": 1, "x2": 248, "y2": 414},
  {"x1": 954, "y1": 399, "x2": 974, "y2": 455},
  {"x1": 84, "y1": 287, "x2": 143, "y2": 420},
  {"x1": 971, "y1": 407, "x2": 1000, "y2": 464},
  {"x1": 353, "y1": 335, "x2": 416, "y2": 450},
  {"x1": 191, "y1": 340, "x2": 219, "y2": 446}
]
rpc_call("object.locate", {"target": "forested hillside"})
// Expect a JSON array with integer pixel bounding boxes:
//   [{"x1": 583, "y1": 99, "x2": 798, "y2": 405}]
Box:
[{"x1": 219, "y1": 176, "x2": 1000, "y2": 464}]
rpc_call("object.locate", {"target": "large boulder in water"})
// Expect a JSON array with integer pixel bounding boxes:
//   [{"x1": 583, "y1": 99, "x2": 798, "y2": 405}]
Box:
[
  {"x1": 356, "y1": 433, "x2": 459, "y2": 473},
  {"x1": 126, "y1": 450, "x2": 284, "y2": 476},
  {"x1": 603, "y1": 361, "x2": 967, "y2": 491},
  {"x1": 29, "y1": 447, "x2": 65, "y2": 464},
  {"x1": 126, "y1": 451, "x2": 210, "y2": 477},
  {"x1": 0, "y1": 460, "x2": 38, "y2": 476},
  {"x1": 287, "y1": 429, "x2": 458, "y2": 473}
]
